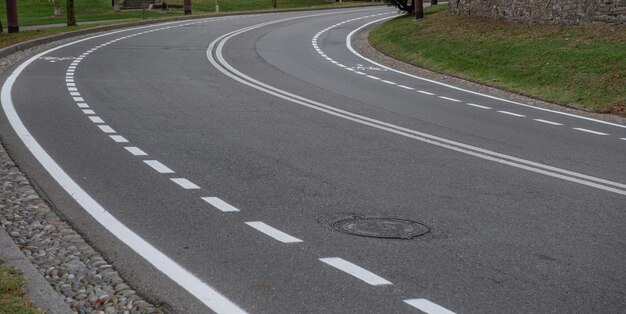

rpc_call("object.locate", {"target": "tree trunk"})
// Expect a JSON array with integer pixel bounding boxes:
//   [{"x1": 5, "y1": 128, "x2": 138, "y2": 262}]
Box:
[
  {"x1": 415, "y1": 0, "x2": 424, "y2": 19},
  {"x1": 184, "y1": 0, "x2": 191, "y2": 15},
  {"x1": 67, "y1": 0, "x2": 76, "y2": 26},
  {"x1": 6, "y1": 0, "x2": 19, "y2": 33}
]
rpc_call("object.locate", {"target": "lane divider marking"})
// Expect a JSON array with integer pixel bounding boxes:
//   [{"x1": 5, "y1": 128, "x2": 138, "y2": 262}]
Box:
[
  {"x1": 319, "y1": 257, "x2": 392, "y2": 286},
  {"x1": 344, "y1": 15, "x2": 626, "y2": 133},
  {"x1": 88, "y1": 116, "x2": 104, "y2": 123},
  {"x1": 109, "y1": 135, "x2": 129, "y2": 143},
  {"x1": 97, "y1": 125, "x2": 116, "y2": 133},
  {"x1": 438, "y1": 96, "x2": 462, "y2": 102},
  {"x1": 245, "y1": 221, "x2": 303, "y2": 243},
  {"x1": 208, "y1": 18, "x2": 626, "y2": 196},
  {"x1": 497, "y1": 110, "x2": 525, "y2": 117},
  {"x1": 201, "y1": 197, "x2": 241, "y2": 212},
  {"x1": 573, "y1": 128, "x2": 608, "y2": 135},
  {"x1": 125, "y1": 147, "x2": 147, "y2": 156},
  {"x1": 533, "y1": 119, "x2": 562, "y2": 126},
  {"x1": 170, "y1": 178, "x2": 201, "y2": 189},
  {"x1": 465, "y1": 103, "x2": 491, "y2": 109},
  {"x1": 144, "y1": 160, "x2": 175, "y2": 174},
  {"x1": 404, "y1": 299, "x2": 456, "y2": 314}
]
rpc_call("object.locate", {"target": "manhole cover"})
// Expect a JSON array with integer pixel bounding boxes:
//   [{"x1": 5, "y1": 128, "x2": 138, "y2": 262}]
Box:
[{"x1": 332, "y1": 216, "x2": 429, "y2": 239}]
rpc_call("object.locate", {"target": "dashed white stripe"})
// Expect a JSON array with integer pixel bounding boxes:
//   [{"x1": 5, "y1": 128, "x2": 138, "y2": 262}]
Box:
[
  {"x1": 498, "y1": 111, "x2": 526, "y2": 117},
  {"x1": 417, "y1": 90, "x2": 436, "y2": 96},
  {"x1": 381, "y1": 80, "x2": 396, "y2": 85},
  {"x1": 398, "y1": 85, "x2": 414, "y2": 90},
  {"x1": 534, "y1": 119, "x2": 562, "y2": 126},
  {"x1": 144, "y1": 160, "x2": 174, "y2": 174},
  {"x1": 465, "y1": 103, "x2": 491, "y2": 109},
  {"x1": 109, "y1": 135, "x2": 128, "y2": 143},
  {"x1": 88, "y1": 116, "x2": 104, "y2": 123},
  {"x1": 77, "y1": 103, "x2": 89, "y2": 108},
  {"x1": 97, "y1": 125, "x2": 115, "y2": 133},
  {"x1": 82, "y1": 109, "x2": 95, "y2": 114},
  {"x1": 66, "y1": 83, "x2": 76, "y2": 87},
  {"x1": 125, "y1": 147, "x2": 147, "y2": 156},
  {"x1": 73, "y1": 97, "x2": 84, "y2": 102},
  {"x1": 366, "y1": 75, "x2": 380, "y2": 80},
  {"x1": 404, "y1": 299, "x2": 456, "y2": 314},
  {"x1": 68, "y1": 87, "x2": 78, "y2": 92},
  {"x1": 201, "y1": 197, "x2": 240, "y2": 212},
  {"x1": 620, "y1": 138, "x2": 626, "y2": 141},
  {"x1": 438, "y1": 96, "x2": 462, "y2": 102},
  {"x1": 70, "y1": 92, "x2": 81, "y2": 96},
  {"x1": 573, "y1": 128, "x2": 608, "y2": 135},
  {"x1": 245, "y1": 221, "x2": 303, "y2": 243},
  {"x1": 170, "y1": 178, "x2": 200, "y2": 189},
  {"x1": 319, "y1": 257, "x2": 392, "y2": 286}
]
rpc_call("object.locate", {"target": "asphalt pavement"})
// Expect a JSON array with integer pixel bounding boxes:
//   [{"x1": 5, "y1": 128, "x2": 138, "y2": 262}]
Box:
[{"x1": 1, "y1": 7, "x2": 625, "y2": 314}]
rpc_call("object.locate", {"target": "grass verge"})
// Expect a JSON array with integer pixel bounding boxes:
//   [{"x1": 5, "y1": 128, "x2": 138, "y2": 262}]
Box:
[
  {"x1": 1, "y1": 0, "x2": 380, "y2": 27},
  {"x1": 0, "y1": 263, "x2": 42, "y2": 314},
  {"x1": 369, "y1": 5, "x2": 626, "y2": 115}
]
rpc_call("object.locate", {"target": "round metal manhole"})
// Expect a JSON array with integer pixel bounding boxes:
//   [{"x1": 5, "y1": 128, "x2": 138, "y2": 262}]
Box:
[{"x1": 332, "y1": 216, "x2": 429, "y2": 239}]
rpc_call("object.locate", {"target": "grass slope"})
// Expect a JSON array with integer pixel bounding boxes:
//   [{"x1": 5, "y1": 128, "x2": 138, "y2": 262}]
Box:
[
  {"x1": 369, "y1": 5, "x2": 626, "y2": 115},
  {"x1": 0, "y1": 0, "x2": 373, "y2": 27},
  {"x1": 0, "y1": 263, "x2": 42, "y2": 314}
]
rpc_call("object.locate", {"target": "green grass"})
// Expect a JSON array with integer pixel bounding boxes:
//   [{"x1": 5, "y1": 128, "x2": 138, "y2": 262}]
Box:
[
  {"x1": 0, "y1": 0, "x2": 378, "y2": 27},
  {"x1": 369, "y1": 5, "x2": 626, "y2": 115},
  {"x1": 0, "y1": 263, "x2": 42, "y2": 314}
]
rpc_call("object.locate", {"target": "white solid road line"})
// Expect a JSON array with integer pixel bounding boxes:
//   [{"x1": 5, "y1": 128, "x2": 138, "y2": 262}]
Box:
[
  {"x1": 208, "y1": 24, "x2": 626, "y2": 196},
  {"x1": 143, "y1": 160, "x2": 174, "y2": 174},
  {"x1": 404, "y1": 299, "x2": 456, "y2": 314},
  {"x1": 125, "y1": 147, "x2": 147, "y2": 156},
  {"x1": 534, "y1": 119, "x2": 563, "y2": 126},
  {"x1": 202, "y1": 197, "x2": 240, "y2": 212},
  {"x1": 345, "y1": 16, "x2": 626, "y2": 130},
  {"x1": 573, "y1": 128, "x2": 609, "y2": 135},
  {"x1": 0, "y1": 19, "x2": 256, "y2": 314},
  {"x1": 170, "y1": 178, "x2": 201, "y2": 189},
  {"x1": 319, "y1": 257, "x2": 392, "y2": 286},
  {"x1": 245, "y1": 221, "x2": 303, "y2": 243}
]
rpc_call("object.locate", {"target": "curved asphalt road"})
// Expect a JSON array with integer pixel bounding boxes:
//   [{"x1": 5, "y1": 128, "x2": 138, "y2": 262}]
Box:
[{"x1": 1, "y1": 7, "x2": 625, "y2": 314}]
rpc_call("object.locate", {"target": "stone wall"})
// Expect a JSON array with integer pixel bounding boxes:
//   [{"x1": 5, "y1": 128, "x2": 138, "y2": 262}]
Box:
[{"x1": 448, "y1": 0, "x2": 626, "y2": 25}]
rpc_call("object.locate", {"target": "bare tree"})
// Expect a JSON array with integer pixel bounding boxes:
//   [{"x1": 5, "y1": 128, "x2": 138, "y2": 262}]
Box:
[{"x1": 54, "y1": 0, "x2": 61, "y2": 17}]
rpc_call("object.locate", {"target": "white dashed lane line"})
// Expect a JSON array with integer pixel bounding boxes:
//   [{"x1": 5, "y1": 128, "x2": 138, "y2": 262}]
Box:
[
  {"x1": 109, "y1": 135, "x2": 128, "y2": 143},
  {"x1": 465, "y1": 103, "x2": 491, "y2": 109},
  {"x1": 170, "y1": 178, "x2": 201, "y2": 189},
  {"x1": 88, "y1": 116, "x2": 104, "y2": 123},
  {"x1": 201, "y1": 197, "x2": 240, "y2": 212},
  {"x1": 143, "y1": 160, "x2": 175, "y2": 174},
  {"x1": 319, "y1": 257, "x2": 392, "y2": 286},
  {"x1": 534, "y1": 119, "x2": 563, "y2": 126},
  {"x1": 125, "y1": 147, "x2": 147, "y2": 156},
  {"x1": 97, "y1": 125, "x2": 116, "y2": 133},
  {"x1": 245, "y1": 221, "x2": 303, "y2": 243},
  {"x1": 312, "y1": 14, "x2": 626, "y2": 142},
  {"x1": 573, "y1": 128, "x2": 609, "y2": 136},
  {"x1": 82, "y1": 109, "x2": 95, "y2": 114},
  {"x1": 498, "y1": 111, "x2": 526, "y2": 117},
  {"x1": 404, "y1": 299, "x2": 456, "y2": 314}
]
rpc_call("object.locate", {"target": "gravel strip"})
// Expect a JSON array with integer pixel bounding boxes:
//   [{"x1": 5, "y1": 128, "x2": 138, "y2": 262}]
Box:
[
  {"x1": 1, "y1": 40, "x2": 160, "y2": 314},
  {"x1": 352, "y1": 22, "x2": 626, "y2": 125}
]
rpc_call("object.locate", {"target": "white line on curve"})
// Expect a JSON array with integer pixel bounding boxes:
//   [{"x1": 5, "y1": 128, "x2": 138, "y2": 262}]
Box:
[
  {"x1": 125, "y1": 147, "x2": 147, "y2": 156},
  {"x1": 404, "y1": 299, "x2": 456, "y2": 314},
  {"x1": 1, "y1": 19, "x2": 251, "y2": 312},
  {"x1": 143, "y1": 160, "x2": 174, "y2": 174},
  {"x1": 345, "y1": 16, "x2": 626, "y2": 130},
  {"x1": 170, "y1": 178, "x2": 200, "y2": 189},
  {"x1": 319, "y1": 257, "x2": 392, "y2": 286},
  {"x1": 573, "y1": 128, "x2": 608, "y2": 135},
  {"x1": 417, "y1": 90, "x2": 436, "y2": 96},
  {"x1": 245, "y1": 221, "x2": 303, "y2": 243},
  {"x1": 201, "y1": 197, "x2": 240, "y2": 212},
  {"x1": 208, "y1": 24, "x2": 626, "y2": 196}
]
